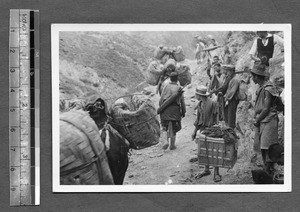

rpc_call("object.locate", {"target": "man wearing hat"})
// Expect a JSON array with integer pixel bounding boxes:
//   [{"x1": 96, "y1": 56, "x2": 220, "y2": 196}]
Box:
[
  {"x1": 159, "y1": 71, "x2": 186, "y2": 150},
  {"x1": 251, "y1": 62, "x2": 280, "y2": 174},
  {"x1": 209, "y1": 64, "x2": 240, "y2": 129},
  {"x1": 191, "y1": 85, "x2": 221, "y2": 182},
  {"x1": 249, "y1": 31, "x2": 284, "y2": 69}
]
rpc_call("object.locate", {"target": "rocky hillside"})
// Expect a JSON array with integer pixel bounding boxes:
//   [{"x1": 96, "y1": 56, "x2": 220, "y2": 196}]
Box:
[
  {"x1": 223, "y1": 31, "x2": 285, "y2": 160},
  {"x1": 59, "y1": 31, "x2": 227, "y2": 105}
]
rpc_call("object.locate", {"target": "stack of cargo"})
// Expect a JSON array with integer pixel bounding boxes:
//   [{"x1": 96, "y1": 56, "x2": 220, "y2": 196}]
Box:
[{"x1": 145, "y1": 45, "x2": 191, "y2": 88}]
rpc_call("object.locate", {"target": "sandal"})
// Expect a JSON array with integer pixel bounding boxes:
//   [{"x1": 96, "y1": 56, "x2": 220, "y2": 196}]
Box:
[
  {"x1": 213, "y1": 174, "x2": 222, "y2": 182},
  {"x1": 189, "y1": 157, "x2": 198, "y2": 163},
  {"x1": 195, "y1": 170, "x2": 211, "y2": 179}
]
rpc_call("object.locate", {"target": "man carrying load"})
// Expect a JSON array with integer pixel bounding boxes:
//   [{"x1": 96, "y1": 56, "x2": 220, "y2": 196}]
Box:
[
  {"x1": 158, "y1": 71, "x2": 186, "y2": 150},
  {"x1": 191, "y1": 85, "x2": 221, "y2": 182}
]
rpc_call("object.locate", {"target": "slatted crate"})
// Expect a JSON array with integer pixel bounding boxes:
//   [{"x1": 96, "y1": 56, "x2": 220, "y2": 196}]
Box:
[{"x1": 196, "y1": 133, "x2": 237, "y2": 168}]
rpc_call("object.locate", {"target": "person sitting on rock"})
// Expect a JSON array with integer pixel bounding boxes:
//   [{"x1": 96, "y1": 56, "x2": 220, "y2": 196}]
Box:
[{"x1": 191, "y1": 85, "x2": 221, "y2": 182}]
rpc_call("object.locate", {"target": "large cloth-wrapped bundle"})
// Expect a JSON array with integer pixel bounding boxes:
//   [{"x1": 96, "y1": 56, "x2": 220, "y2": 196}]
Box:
[
  {"x1": 109, "y1": 95, "x2": 160, "y2": 150},
  {"x1": 60, "y1": 110, "x2": 114, "y2": 185},
  {"x1": 173, "y1": 46, "x2": 185, "y2": 62},
  {"x1": 154, "y1": 45, "x2": 168, "y2": 60},
  {"x1": 161, "y1": 54, "x2": 170, "y2": 65},
  {"x1": 176, "y1": 64, "x2": 192, "y2": 86},
  {"x1": 163, "y1": 58, "x2": 176, "y2": 71},
  {"x1": 145, "y1": 61, "x2": 164, "y2": 86}
]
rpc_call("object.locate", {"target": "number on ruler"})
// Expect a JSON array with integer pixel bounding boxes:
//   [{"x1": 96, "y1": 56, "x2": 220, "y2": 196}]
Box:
[
  {"x1": 10, "y1": 128, "x2": 16, "y2": 132},
  {"x1": 21, "y1": 102, "x2": 28, "y2": 108},
  {"x1": 11, "y1": 187, "x2": 16, "y2": 191},
  {"x1": 22, "y1": 154, "x2": 28, "y2": 159},
  {"x1": 10, "y1": 68, "x2": 15, "y2": 73},
  {"x1": 10, "y1": 108, "x2": 15, "y2": 112},
  {"x1": 10, "y1": 49, "x2": 15, "y2": 53},
  {"x1": 11, "y1": 167, "x2": 16, "y2": 171},
  {"x1": 11, "y1": 147, "x2": 16, "y2": 151},
  {"x1": 10, "y1": 89, "x2": 15, "y2": 92}
]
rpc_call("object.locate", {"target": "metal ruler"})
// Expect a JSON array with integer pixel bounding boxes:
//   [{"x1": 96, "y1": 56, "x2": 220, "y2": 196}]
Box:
[{"x1": 9, "y1": 9, "x2": 40, "y2": 206}]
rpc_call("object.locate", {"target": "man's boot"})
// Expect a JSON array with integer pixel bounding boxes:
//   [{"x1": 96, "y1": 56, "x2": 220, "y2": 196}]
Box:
[
  {"x1": 170, "y1": 136, "x2": 177, "y2": 150},
  {"x1": 161, "y1": 130, "x2": 169, "y2": 150}
]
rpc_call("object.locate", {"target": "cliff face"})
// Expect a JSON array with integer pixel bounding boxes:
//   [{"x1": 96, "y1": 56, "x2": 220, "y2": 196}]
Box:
[{"x1": 225, "y1": 31, "x2": 285, "y2": 160}]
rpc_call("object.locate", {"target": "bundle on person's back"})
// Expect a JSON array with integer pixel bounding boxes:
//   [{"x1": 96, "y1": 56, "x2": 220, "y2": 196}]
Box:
[
  {"x1": 146, "y1": 45, "x2": 191, "y2": 86},
  {"x1": 109, "y1": 95, "x2": 160, "y2": 150}
]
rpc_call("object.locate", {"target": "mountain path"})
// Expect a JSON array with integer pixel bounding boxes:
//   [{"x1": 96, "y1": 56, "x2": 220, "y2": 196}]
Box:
[{"x1": 124, "y1": 60, "x2": 253, "y2": 185}]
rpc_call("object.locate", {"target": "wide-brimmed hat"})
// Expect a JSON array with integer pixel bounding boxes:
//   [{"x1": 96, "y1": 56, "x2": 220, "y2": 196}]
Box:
[
  {"x1": 221, "y1": 64, "x2": 235, "y2": 72},
  {"x1": 251, "y1": 63, "x2": 269, "y2": 77},
  {"x1": 195, "y1": 85, "x2": 209, "y2": 96}
]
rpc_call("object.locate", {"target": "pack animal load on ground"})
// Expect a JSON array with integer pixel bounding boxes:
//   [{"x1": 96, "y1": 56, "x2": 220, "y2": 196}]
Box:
[
  {"x1": 173, "y1": 46, "x2": 185, "y2": 62},
  {"x1": 195, "y1": 126, "x2": 238, "y2": 168},
  {"x1": 60, "y1": 110, "x2": 114, "y2": 185},
  {"x1": 176, "y1": 63, "x2": 192, "y2": 86},
  {"x1": 145, "y1": 61, "x2": 164, "y2": 86},
  {"x1": 154, "y1": 45, "x2": 169, "y2": 60},
  {"x1": 109, "y1": 95, "x2": 160, "y2": 150}
]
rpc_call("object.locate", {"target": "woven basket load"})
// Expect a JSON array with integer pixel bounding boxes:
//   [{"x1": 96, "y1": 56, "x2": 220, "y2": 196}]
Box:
[
  {"x1": 60, "y1": 110, "x2": 114, "y2": 185},
  {"x1": 109, "y1": 95, "x2": 160, "y2": 150},
  {"x1": 173, "y1": 46, "x2": 185, "y2": 62},
  {"x1": 195, "y1": 133, "x2": 237, "y2": 168},
  {"x1": 145, "y1": 61, "x2": 164, "y2": 86},
  {"x1": 176, "y1": 64, "x2": 192, "y2": 86}
]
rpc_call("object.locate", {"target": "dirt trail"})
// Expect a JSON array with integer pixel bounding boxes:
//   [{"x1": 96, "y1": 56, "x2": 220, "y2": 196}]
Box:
[{"x1": 124, "y1": 60, "x2": 254, "y2": 185}]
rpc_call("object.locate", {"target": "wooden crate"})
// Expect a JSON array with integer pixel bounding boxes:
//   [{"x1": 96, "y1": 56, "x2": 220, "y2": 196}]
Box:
[{"x1": 196, "y1": 133, "x2": 237, "y2": 169}]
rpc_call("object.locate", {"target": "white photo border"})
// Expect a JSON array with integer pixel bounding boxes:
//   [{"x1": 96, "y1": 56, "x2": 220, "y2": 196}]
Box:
[{"x1": 52, "y1": 24, "x2": 292, "y2": 192}]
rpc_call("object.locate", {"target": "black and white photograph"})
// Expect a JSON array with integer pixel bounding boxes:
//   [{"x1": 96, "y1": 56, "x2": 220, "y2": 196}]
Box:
[{"x1": 52, "y1": 24, "x2": 291, "y2": 192}]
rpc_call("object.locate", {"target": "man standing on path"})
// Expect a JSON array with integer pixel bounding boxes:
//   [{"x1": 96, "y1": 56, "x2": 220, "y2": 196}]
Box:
[
  {"x1": 159, "y1": 71, "x2": 186, "y2": 150},
  {"x1": 251, "y1": 62, "x2": 280, "y2": 174},
  {"x1": 209, "y1": 65, "x2": 240, "y2": 129},
  {"x1": 191, "y1": 86, "x2": 221, "y2": 182},
  {"x1": 249, "y1": 31, "x2": 284, "y2": 72}
]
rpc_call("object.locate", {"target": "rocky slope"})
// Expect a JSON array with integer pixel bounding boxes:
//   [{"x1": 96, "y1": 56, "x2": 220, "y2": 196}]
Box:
[{"x1": 59, "y1": 31, "x2": 227, "y2": 105}]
